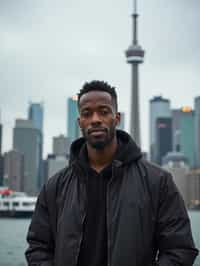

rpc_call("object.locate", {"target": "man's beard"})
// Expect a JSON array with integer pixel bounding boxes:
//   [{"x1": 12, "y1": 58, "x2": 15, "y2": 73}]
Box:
[{"x1": 82, "y1": 125, "x2": 116, "y2": 150}]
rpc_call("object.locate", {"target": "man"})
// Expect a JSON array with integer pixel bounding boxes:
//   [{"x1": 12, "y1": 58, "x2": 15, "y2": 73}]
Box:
[{"x1": 26, "y1": 80, "x2": 198, "y2": 266}]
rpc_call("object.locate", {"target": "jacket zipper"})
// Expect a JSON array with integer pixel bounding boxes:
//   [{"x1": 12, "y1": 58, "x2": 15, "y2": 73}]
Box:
[
  {"x1": 106, "y1": 163, "x2": 115, "y2": 266},
  {"x1": 106, "y1": 182, "x2": 111, "y2": 266},
  {"x1": 75, "y1": 211, "x2": 86, "y2": 266},
  {"x1": 73, "y1": 162, "x2": 87, "y2": 266}
]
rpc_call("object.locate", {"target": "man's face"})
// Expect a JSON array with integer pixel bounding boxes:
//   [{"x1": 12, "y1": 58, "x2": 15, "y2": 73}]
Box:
[{"x1": 78, "y1": 90, "x2": 120, "y2": 150}]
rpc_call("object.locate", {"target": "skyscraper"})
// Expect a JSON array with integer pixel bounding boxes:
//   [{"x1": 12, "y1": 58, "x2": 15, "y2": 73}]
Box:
[
  {"x1": 0, "y1": 119, "x2": 2, "y2": 155},
  {"x1": 125, "y1": 0, "x2": 145, "y2": 146},
  {"x1": 194, "y1": 96, "x2": 200, "y2": 168},
  {"x1": 0, "y1": 112, "x2": 4, "y2": 185},
  {"x1": 13, "y1": 119, "x2": 41, "y2": 195},
  {"x1": 180, "y1": 107, "x2": 195, "y2": 167},
  {"x1": 163, "y1": 152, "x2": 190, "y2": 206},
  {"x1": 118, "y1": 112, "x2": 125, "y2": 130},
  {"x1": 46, "y1": 154, "x2": 68, "y2": 180},
  {"x1": 4, "y1": 150, "x2": 24, "y2": 192},
  {"x1": 149, "y1": 96, "x2": 171, "y2": 162},
  {"x1": 172, "y1": 109, "x2": 182, "y2": 151},
  {"x1": 67, "y1": 96, "x2": 81, "y2": 142},
  {"x1": 187, "y1": 169, "x2": 200, "y2": 209},
  {"x1": 28, "y1": 102, "x2": 44, "y2": 132},
  {"x1": 28, "y1": 102, "x2": 44, "y2": 188},
  {"x1": 0, "y1": 155, "x2": 3, "y2": 186},
  {"x1": 155, "y1": 117, "x2": 172, "y2": 165},
  {"x1": 172, "y1": 107, "x2": 195, "y2": 167},
  {"x1": 53, "y1": 135, "x2": 71, "y2": 157}
]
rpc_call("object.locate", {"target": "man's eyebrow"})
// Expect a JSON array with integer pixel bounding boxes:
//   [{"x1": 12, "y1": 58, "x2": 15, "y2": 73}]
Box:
[
  {"x1": 99, "y1": 104, "x2": 111, "y2": 108},
  {"x1": 80, "y1": 103, "x2": 111, "y2": 108},
  {"x1": 80, "y1": 107, "x2": 90, "y2": 111}
]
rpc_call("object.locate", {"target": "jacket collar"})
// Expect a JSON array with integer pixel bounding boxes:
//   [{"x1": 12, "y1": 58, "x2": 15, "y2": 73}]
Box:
[{"x1": 69, "y1": 130, "x2": 142, "y2": 168}]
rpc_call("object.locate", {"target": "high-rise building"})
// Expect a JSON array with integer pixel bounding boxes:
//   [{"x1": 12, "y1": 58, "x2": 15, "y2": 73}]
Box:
[
  {"x1": 28, "y1": 102, "x2": 44, "y2": 188},
  {"x1": 118, "y1": 112, "x2": 125, "y2": 130},
  {"x1": 180, "y1": 107, "x2": 195, "y2": 167},
  {"x1": 0, "y1": 155, "x2": 3, "y2": 186},
  {"x1": 53, "y1": 135, "x2": 71, "y2": 157},
  {"x1": 162, "y1": 151, "x2": 190, "y2": 206},
  {"x1": 67, "y1": 96, "x2": 81, "y2": 142},
  {"x1": 28, "y1": 102, "x2": 44, "y2": 132},
  {"x1": 0, "y1": 112, "x2": 4, "y2": 185},
  {"x1": 172, "y1": 109, "x2": 182, "y2": 151},
  {"x1": 194, "y1": 96, "x2": 200, "y2": 168},
  {"x1": 125, "y1": 0, "x2": 145, "y2": 146},
  {"x1": 155, "y1": 117, "x2": 172, "y2": 165},
  {"x1": 47, "y1": 154, "x2": 68, "y2": 179},
  {"x1": 13, "y1": 119, "x2": 42, "y2": 196},
  {"x1": 4, "y1": 150, "x2": 24, "y2": 192},
  {"x1": 149, "y1": 96, "x2": 171, "y2": 162},
  {"x1": 42, "y1": 159, "x2": 48, "y2": 184},
  {"x1": 187, "y1": 169, "x2": 200, "y2": 209},
  {"x1": 0, "y1": 121, "x2": 2, "y2": 155},
  {"x1": 172, "y1": 107, "x2": 195, "y2": 167}
]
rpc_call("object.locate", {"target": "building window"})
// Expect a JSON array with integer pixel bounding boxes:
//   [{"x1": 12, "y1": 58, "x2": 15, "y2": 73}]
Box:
[
  {"x1": 3, "y1": 202, "x2": 9, "y2": 207},
  {"x1": 13, "y1": 202, "x2": 19, "y2": 207},
  {"x1": 22, "y1": 202, "x2": 35, "y2": 207}
]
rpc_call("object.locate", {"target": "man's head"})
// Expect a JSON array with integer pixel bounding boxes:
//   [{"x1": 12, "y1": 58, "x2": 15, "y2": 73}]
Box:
[{"x1": 77, "y1": 80, "x2": 120, "y2": 150}]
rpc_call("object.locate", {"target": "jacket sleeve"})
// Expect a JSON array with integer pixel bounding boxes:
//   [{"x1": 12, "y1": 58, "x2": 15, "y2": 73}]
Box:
[
  {"x1": 156, "y1": 172, "x2": 199, "y2": 266},
  {"x1": 25, "y1": 185, "x2": 55, "y2": 266}
]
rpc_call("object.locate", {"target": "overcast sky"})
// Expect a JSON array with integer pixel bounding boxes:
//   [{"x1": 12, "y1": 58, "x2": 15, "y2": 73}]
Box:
[{"x1": 0, "y1": 0, "x2": 199, "y2": 156}]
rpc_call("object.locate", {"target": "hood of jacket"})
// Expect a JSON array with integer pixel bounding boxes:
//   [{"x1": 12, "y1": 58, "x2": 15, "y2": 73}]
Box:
[{"x1": 69, "y1": 130, "x2": 142, "y2": 167}]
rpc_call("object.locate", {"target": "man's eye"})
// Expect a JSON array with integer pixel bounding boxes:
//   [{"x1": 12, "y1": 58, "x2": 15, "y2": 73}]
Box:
[
  {"x1": 81, "y1": 111, "x2": 90, "y2": 117},
  {"x1": 100, "y1": 109, "x2": 109, "y2": 115}
]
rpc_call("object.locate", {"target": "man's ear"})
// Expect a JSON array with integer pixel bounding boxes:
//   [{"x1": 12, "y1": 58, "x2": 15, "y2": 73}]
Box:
[{"x1": 116, "y1": 112, "x2": 121, "y2": 127}]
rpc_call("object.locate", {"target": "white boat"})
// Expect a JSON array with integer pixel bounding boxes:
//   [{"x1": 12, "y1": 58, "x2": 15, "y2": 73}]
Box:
[{"x1": 0, "y1": 188, "x2": 37, "y2": 218}]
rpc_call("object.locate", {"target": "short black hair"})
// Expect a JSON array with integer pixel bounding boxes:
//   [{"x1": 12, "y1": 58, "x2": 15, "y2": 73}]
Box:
[{"x1": 77, "y1": 80, "x2": 118, "y2": 111}]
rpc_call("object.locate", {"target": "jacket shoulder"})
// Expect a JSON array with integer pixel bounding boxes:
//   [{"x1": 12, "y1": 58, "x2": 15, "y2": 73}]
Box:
[
  {"x1": 137, "y1": 158, "x2": 175, "y2": 210},
  {"x1": 45, "y1": 166, "x2": 72, "y2": 201},
  {"x1": 138, "y1": 158, "x2": 173, "y2": 185}
]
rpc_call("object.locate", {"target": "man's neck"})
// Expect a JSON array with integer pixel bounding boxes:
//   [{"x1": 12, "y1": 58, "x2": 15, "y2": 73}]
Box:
[{"x1": 87, "y1": 137, "x2": 118, "y2": 173}]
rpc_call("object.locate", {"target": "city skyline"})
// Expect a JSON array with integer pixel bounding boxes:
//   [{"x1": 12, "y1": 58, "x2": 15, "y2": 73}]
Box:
[
  {"x1": 0, "y1": 0, "x2": 199, "y2": 155},
  {"x1": 1, "y1": 95, "x2": 200, "y2": 158}
]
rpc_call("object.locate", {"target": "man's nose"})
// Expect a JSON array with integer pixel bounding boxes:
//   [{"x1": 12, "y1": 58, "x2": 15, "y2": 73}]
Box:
[{"x1": 91, "y1": 112, "x2": 101, "y2": 124}]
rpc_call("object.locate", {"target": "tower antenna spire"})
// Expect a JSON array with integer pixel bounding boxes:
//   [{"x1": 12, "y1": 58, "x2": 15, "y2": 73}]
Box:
[
  {"x1": 133, "y1": 0, "x2": 138, "y2": 45},
  {"x1": 134, "y1": 0, "x2": 137, "y2": 14}
]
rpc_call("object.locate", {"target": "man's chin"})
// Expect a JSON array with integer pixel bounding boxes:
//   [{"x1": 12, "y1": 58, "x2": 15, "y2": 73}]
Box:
[{"x1": 88, "y1": 140, "x2": 107, "y2": 150}]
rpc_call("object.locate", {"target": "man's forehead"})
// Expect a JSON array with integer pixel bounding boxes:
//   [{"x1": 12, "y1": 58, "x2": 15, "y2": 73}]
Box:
[{"x1": 79, "y1": 91, "x2": 113, "y2": 107}]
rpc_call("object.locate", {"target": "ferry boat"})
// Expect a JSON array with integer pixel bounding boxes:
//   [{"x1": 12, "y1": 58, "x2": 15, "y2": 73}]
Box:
[{"x1": 0, "y1": 187, "x2": 37, "y2": 218}]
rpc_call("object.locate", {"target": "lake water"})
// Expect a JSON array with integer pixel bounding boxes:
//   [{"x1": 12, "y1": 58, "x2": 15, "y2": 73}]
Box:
[{"x1": 0, "y1": 211, "x2": 199, "y2": 266}]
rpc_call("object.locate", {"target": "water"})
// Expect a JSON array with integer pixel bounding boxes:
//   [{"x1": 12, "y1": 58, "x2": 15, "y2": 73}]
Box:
[
  {"x1": 189, "y1": 211, "x2": 200, "y2": 266},
  {"x1": 0, "y1": 212, "x2": 199, "y2": 266},
  {"x1": 0, "y1": 218, "x2": 30, "y2": 266}
]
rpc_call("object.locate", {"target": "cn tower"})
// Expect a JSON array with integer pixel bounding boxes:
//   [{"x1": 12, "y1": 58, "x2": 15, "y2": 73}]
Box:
[{"x1": 125, "y1": 0, "x2": 145, "y2": 146}]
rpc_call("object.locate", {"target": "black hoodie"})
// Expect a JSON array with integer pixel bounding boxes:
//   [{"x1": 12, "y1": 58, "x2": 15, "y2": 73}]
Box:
[{"x1": 74, "y1": 130, "x2": 142, "y2": 266}]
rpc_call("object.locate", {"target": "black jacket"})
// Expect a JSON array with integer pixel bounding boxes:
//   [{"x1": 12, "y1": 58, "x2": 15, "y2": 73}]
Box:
[{"x1": 25, "y1": 130, "x2": 198, "y2": 266}]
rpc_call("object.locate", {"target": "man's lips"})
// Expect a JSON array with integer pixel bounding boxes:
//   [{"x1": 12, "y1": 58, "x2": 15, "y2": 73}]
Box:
[{"x1": 88, "y1": 128, "x2": 107, "y2": 136}]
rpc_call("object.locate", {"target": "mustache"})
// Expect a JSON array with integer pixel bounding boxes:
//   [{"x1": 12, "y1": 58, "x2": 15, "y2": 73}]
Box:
[{"x1": 87, "y1": 127, "x2": 108, "y2": 134}]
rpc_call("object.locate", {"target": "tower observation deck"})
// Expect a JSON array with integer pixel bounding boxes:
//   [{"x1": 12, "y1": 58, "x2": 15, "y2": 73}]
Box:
[{"x1": 125, "y1": 0, "x2": 145, "y2": 146}]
